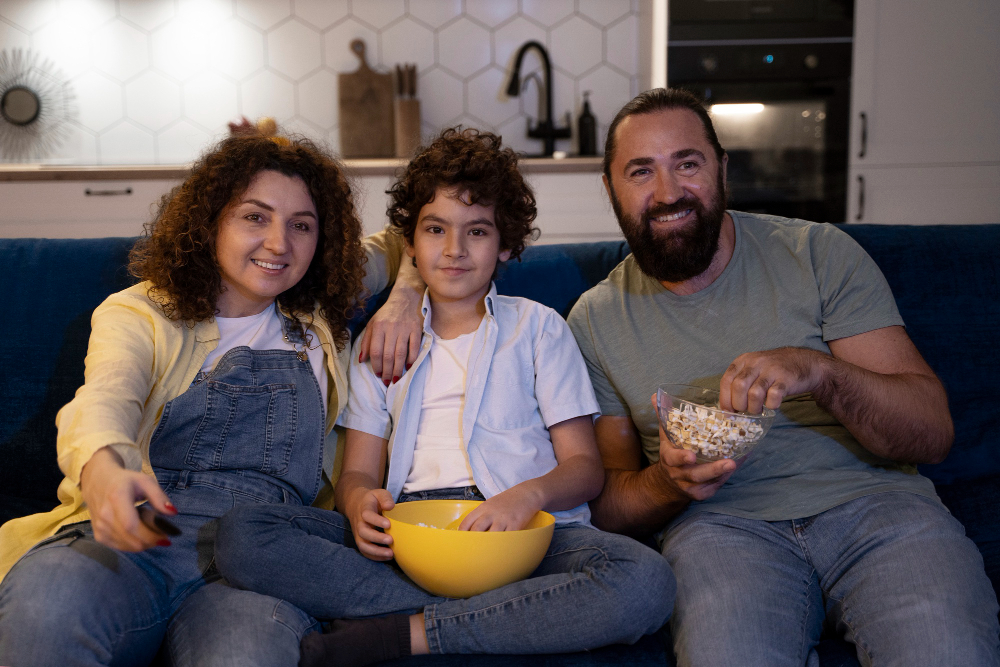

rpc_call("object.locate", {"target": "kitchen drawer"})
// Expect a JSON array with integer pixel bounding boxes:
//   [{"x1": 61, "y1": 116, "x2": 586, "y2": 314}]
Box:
[
  {"x1": 0, "y1": 180, "x2": 182, "y2": 238},
  {"x1": 846, "y1": 163, "x2": 1000, "y2": 225}
]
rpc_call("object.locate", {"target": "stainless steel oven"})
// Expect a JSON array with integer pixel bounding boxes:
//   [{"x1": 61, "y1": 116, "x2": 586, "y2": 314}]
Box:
[{"x1": 668, "y1": 1, "x2": 854, "y2": 223}]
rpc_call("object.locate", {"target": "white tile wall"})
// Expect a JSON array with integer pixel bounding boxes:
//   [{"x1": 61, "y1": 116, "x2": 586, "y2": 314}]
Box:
[{"x1": 0, "y1": 0, "x2": 638, "y2": 164}]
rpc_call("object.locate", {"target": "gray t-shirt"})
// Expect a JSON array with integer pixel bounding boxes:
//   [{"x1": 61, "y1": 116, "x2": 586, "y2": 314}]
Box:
[{"x1": 567, "y1": 211, "x2": 939, "y2": 526}]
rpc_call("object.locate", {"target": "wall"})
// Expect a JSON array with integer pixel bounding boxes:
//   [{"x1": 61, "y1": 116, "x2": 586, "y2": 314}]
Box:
[{"x1": 0, "y1": 0, "x2": 639, "y2": 164}]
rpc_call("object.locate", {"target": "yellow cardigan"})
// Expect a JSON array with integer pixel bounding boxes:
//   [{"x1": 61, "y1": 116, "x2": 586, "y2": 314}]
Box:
[{"x1": 0, "y1": 230, "x2": 403, "y2": 581}]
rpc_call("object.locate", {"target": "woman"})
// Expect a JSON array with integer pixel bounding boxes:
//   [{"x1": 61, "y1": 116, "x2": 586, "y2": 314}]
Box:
[{"x1": 0, "y1": 131, "x2": 419, "y2": 666}]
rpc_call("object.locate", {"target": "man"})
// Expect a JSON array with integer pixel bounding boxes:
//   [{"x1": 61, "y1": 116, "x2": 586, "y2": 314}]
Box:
[{"x1": 567, "y1": 88, "x2": 1000, "y2": 665}]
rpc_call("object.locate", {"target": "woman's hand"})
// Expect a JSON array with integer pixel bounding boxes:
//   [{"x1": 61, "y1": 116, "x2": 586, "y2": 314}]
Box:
[
  {"x1": 358, "y1": 255, "x2": 425, "y2": 385},
  {"x1": 347, "y1": 488, "x2": 396, "y2": 561},
  {"x1": 459, "y1": 486, "x2": 540, "y2": 532},
  {"x1": 80, "y1": 446, "x2": 177, "y2": 552}
]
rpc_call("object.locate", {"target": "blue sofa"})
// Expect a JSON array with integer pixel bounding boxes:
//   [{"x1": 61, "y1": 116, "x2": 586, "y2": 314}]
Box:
[{"x1": 2, "y1": 224, "x2": 998, "y2": 666}]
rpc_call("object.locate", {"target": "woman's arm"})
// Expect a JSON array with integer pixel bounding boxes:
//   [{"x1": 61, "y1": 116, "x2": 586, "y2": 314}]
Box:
[
  {"x1": 59, "y1": 292, "x2": 179, "y2": 550},
  {"x1": 358, "y1": 230, "x2": 426, "y2": 384}
]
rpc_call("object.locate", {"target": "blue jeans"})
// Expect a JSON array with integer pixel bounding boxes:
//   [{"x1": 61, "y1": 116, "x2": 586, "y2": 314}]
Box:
[
  {"x1": 661, "y1": 492, "x2": 1000, "y2": 666},
  {"x1": 0, "y1": 517, "x2": 318, "y2": 667},
  {"x1": 215, "y1": 488, "x2": 675, "y2": 655},
  {"x1": 0, "y1": 343, "x2": 327, "y2": 666}
]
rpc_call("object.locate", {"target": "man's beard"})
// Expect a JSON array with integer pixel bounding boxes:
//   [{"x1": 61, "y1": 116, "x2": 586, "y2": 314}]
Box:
[{"x1": 610, "y1": 168, "x2": 727, "y2": 283}]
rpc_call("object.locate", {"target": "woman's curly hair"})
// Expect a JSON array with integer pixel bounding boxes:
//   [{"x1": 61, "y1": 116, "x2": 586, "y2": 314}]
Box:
[
  {"x1": 128, "y1": 133, "x2": 365, "y2": 352},
  {"x1": 386, "y1": 127, "x2": 537, "y2": 259}
]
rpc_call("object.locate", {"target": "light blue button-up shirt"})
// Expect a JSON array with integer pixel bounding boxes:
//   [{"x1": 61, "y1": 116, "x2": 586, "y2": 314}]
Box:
[{"x1": 339, "y1": 284, "x2": 600, "y2": 525}]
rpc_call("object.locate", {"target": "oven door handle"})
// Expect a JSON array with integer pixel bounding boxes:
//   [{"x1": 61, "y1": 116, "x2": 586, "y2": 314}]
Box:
[
  {"x1": 858, "y1": 112, "x2": 867, "y2": 159},
  {"x1": 855, "y1": 175, "x2": 865, "y2": 221}
]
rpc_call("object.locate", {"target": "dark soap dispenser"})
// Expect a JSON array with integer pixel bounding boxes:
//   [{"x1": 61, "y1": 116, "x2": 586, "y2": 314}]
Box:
[{"x1": 577, "y1": 91, "x2": 597, "y2": 156}]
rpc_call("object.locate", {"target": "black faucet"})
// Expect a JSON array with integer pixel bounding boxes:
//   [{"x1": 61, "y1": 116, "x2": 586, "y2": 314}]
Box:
[{"x1": 506, "y1": 41, "x2": 571, "y2": 157}]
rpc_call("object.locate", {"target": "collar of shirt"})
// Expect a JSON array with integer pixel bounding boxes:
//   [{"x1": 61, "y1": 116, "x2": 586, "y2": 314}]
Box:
[{"x1": 419, "y1": 282, "x2": 498, "y2": 336}]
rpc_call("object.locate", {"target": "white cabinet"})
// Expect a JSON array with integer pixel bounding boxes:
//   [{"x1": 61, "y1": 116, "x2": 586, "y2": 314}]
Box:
[
  {"x1": 0, "y1": 180, "x2": 181, "y2": 238},
  {"x1": 1, "y1": 170, "x2": 622, "y2": 244},
  {"x1": 847, "y1": 0, "x2": 1000, "y2": 224},
  {"x1": 352, "y1": 169, "x2": 621, "y2": 244}
]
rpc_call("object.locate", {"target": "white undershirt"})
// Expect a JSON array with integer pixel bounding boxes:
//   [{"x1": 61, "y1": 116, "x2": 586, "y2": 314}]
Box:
[
  {"x1": 402, "y1": 329, "x2": 476, "y2": 493},
  {"x1": 201, "y1": 306, "x2": 328, "y2": 406}
]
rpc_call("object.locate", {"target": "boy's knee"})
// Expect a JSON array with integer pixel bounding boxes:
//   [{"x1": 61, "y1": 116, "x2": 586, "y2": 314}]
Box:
[
  {"x1": 628, "y1": 552, "x2": 676, "y2": 631},
  {"x1": 215, "y1": 504, "x2": 284, "y2": 585},
  {"x1": 601, "y1": 540, "x2": 676, "y2": 639}
]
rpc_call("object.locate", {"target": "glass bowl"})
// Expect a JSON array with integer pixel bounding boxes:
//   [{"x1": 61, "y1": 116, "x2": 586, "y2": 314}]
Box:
[{"x1": 655, "y1": 384, "x2": 776, "y2": 463}]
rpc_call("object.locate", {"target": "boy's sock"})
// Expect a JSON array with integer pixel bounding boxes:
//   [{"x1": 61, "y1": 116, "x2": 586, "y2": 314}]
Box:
[{"x1": 299, "y1": 614, "x2": 412, "y2": 667}]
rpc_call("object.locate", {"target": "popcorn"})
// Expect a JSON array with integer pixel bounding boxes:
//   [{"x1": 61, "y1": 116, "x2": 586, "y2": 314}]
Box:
[{"x1": 661, "y1": 402, "x2": 765, "y2": 460}]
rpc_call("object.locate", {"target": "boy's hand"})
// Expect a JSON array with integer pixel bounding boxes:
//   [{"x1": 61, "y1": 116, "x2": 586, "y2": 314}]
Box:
[
  {"x1": 459, "y1": 487, "x2": 539, "y2": 532},
  {"x1": 347, "y1": 488, "x2": 396, "y2": 561}
]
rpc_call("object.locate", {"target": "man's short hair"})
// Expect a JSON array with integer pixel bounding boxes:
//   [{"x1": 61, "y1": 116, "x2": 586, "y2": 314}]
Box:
[
  {"x1": 603, "y1": 88, "x2": 726, "y2": 180},
  {"x1": 387, "y1": 127, "x2": 538, "y2": 260}
]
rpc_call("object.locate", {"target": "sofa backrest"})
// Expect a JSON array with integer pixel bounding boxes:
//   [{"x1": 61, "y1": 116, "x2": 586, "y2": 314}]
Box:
[
  {"x1": 1, "y1": 237, "x2": 136, "y2": 516},
  {"x1": 1, "y1": 224, "x2": 996, "y2": 518}
]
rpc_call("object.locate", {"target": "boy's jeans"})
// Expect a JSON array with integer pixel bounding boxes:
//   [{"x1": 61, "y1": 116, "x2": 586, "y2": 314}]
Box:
[
  {"x1": 216, "y1": 487, "x2": 675, "y2": 655},
  {"x1": 662, "y1": 491, "x2": 1000, "y2": 667}
]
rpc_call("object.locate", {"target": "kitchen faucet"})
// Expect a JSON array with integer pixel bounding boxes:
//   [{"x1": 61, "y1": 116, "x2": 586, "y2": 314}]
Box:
[{"x1": 506, "y1": 41, "x2": 571, "y2": 157}]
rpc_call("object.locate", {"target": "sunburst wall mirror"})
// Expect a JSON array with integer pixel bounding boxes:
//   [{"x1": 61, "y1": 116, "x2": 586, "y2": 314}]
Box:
[{"x1": 0, "y1": 49, "x2": 76, "y2": 161}]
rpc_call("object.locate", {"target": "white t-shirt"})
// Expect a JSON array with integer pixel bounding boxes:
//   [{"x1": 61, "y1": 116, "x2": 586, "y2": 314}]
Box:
[
  {"x1": 403, "y1": 328, "x2": 477, "y2": 493},
  {"x1": 202, "y1": 306, "x2": 328, "y2": 405}
]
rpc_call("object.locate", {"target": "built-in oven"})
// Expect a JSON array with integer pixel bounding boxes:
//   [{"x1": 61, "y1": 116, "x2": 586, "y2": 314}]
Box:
[{"x1": 668, "y1": 0, "x2": 854, "y2": 223}]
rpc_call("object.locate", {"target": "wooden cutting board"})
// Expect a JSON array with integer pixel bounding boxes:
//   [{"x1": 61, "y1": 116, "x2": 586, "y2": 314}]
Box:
[{"x1": 338, "y1": 39, "x2": 395, "y2": 158}]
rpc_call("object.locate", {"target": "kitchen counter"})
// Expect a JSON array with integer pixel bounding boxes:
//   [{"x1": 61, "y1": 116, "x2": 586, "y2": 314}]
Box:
[
  {"x1": 0, "y1": 157, "x2": 603, "y2": 182},
  {"x1": 0, "y1": 156, "x2": 618, "y2": 243}
]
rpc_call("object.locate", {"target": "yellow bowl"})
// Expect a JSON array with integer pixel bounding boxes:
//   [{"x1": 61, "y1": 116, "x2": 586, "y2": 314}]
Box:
[{"x1": 384, "y1": 499, "x2": 555, "y2": 598}]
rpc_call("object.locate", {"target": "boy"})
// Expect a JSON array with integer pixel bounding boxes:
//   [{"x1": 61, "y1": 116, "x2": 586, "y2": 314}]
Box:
[{"x1": 215, "y1": 128, "x2": 674, "y2": 667}]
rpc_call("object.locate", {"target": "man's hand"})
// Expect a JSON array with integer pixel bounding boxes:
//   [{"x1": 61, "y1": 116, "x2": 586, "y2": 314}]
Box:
[
  {"x1": 81, "y1": 446, "x2": 177, "y2": 551},
  {"x1": 653, "y1": 395, "x2": 741, "y2": 502},
  {"x1": 459, "y1": 486, "x2": 540, "y2": 532},
  {"x1": 358, "y1": 264, "x2": 424, "y2": 386},
  {"x1": 719, "y1": 347, "x2": 826, "y2": 414},
  {"x1": 346, "y1": 488, "x2": 396, "y2": 561}
]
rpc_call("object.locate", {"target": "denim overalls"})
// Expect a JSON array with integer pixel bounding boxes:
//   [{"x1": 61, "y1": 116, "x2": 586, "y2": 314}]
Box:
[
  {"x1": 146, "y1": 308, "x2": 325, "y2": 601},
  {"x1": 0, "y1": 308, "x2": 327, "y2": 665}
]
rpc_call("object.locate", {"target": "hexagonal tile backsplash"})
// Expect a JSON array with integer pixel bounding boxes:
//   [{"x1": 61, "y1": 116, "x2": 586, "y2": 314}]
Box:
[{"x1": 0, "y1": 0, "x2": 637, "y2": 164}]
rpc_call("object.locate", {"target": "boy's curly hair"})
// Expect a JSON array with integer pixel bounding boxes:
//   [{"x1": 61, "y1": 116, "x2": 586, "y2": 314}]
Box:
[
  {"x1": 128, "y1": 133, "x2": 365, "y2": 352},
  {"x1": 386, "y1": 127, "x2": 537, "y2": 259}
]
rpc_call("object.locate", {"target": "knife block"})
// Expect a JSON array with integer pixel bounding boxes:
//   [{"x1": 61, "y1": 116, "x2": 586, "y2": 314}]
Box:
[{"x1": 394, "y1": 98, "x2": 421, "y2": 159}]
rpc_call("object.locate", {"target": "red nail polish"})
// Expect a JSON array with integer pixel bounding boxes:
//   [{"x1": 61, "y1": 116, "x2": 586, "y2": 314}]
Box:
[
  {"x1": 164, "y1": 501, "x2": 177, "y2": 514},
  {"x1": 392, "y1": 376, "x2": 399, "y2": 384},
  {"x1": 158, "y1": 539, "x2": 171, "y2": 547},
  {"x1": 383, "y1": 378, "x2": 390, "y2": 387}
]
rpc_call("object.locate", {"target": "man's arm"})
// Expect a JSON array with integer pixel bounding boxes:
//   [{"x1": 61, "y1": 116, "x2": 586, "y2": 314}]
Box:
[
  {"x1": 720, "y1": 325, "x2": 953, "y2": 464},
  {"x1": 588, "y1": 415, "x2": 737, "y2": 538}
]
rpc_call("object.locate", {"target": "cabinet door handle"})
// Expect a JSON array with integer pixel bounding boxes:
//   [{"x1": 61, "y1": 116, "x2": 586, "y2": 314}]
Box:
[
  {"x1": 85, "y1": 187, "x2": 133, "y2": 196},
  {"x1": 858, "y1": 112, "x2": 867, "y2": 159},
  {"x1": 855, "y1": 175, "x2": 865, "y2": 221}
]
